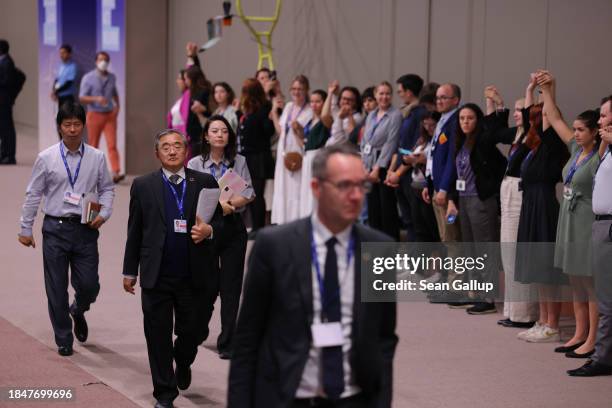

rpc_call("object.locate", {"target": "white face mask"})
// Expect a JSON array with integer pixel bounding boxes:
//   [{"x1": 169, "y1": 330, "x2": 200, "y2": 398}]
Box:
[{"x1": 96, "y1": 60, "x2": 109, "y2": 71}]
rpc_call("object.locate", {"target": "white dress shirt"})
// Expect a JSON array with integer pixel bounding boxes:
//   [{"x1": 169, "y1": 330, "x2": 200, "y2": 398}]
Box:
[{"x1": 296, "y1": 214, "x2": 360, "y2": 399}]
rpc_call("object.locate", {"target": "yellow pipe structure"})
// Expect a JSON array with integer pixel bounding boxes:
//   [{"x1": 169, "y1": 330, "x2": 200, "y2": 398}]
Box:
[{"x1": 235, "y1": 0, "x2": 282, "y2": 70}]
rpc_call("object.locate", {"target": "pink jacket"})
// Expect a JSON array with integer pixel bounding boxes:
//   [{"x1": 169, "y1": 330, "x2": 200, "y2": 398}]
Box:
[{"x1": 167, "y1": 89, "x2": 192, "y2": 163}]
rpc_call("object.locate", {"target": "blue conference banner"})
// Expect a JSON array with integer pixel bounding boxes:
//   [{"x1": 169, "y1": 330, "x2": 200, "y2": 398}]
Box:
[{"x1": 38, "y1": 0, "x2": 125, "y2": 173}]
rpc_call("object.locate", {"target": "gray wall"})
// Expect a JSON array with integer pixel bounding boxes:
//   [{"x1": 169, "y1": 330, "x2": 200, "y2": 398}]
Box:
[
  {"x1": 169, "y1": 0, "x2": 612, "y2": 124},
  {"x1": 2, "y1": 1, "x2": 611, "y2": 167},
  {"x1": 0, "y1": 0, "x2": 38, "y2": 128},
  {"x1": 124, "y1": 0, "x2": 169, "y2": 174}
]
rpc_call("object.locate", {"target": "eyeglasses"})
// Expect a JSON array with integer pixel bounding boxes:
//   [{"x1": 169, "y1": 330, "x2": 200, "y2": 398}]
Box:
[
  {"x1": 321, "y1": 179, "x2": 372, "y2": 193},
  {"x1": 159, "y1": 142, "x2": 185, "y2": 153},
  {"x1": 436, "y1": 95, "x2": 455, "y2": 101}
]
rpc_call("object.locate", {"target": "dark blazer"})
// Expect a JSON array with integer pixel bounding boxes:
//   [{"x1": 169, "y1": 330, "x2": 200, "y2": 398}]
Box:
[
  {"x1": 428, "y1": 109, "x2": 459, "y2": 194},
  {"x1": 449, "y1": 112, "x2": 508, "y2": 202},
  {"x1": 228, "y1": 218, "x2": 398, "y2": 408},
  {"x1": 122, "y1": 167, "x2": 223, "y2": 289},
  {"x1": 0, "y1": 54, "x2": 15, "y2": 106}
]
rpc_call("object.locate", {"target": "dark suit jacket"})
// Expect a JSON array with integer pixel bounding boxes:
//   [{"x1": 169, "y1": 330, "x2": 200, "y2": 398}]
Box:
[
  {"x1": 122, "y1": 167, "x2": 223, "y2": 289},
  {"x1": 228, "y1": 218, "x2": 398, "y2": 408},
  {"x1": 448, "y1": 111, "x2": 508, "y2": 202},
  {"x1": 0, "y1": 54, "x2": 15, "y2": 106},
  {"x1": 428, "y1": 109, "x2": 459, "y2": 194}
]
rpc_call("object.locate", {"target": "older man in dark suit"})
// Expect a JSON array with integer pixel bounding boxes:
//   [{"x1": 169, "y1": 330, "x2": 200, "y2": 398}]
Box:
[
  {"x1": 122, "y1": 129, "x2": 222, "y2": 408},
  {"x1": 229, "y1": 143, "x2": 398, "y2": 408}
]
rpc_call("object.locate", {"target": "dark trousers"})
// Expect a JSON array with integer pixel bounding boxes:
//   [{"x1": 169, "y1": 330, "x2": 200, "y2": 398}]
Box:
[
  {"x1": 42, "y1": 216, "x2": 100, "y2": 347},
  {"x1": 142, "y1": 275, "x2": 202, "y2": 403},
  {"x1": 395, "y1": 172, "x2": 415, "y2": 241},
  {"x1": 367, "y1": 168, "x2": 399, "y2": 241},
  {"x1": 0, "y1": 103, "x2": 16, "y2": 161},
  {"x1": 249, "y1": 177, "x2": 267, "y2": 230},
  {"x1": 213, "y1": 215, "x2": 248, "y2": 352},
  {"x1": 407, "y1": 185, "x2": 440, "y2": 242},
  {"x1": 292, "y1": 393, "x2": 368, "y2": 408}
]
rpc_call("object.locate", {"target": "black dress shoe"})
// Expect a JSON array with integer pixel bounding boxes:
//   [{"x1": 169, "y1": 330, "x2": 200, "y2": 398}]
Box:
[
  {"x1": 497, "y1": 318, "x2": 512, "y2": 325},
  {"x1": 70, "y1": 309, "x2": 88, "y2": 343},
  {"x1": 219, "y1": 350, "x2": 233, "y2": 360},
  {"x1": 0, "y1": 157, "x2": 16, "y2": 165},
  {"x1": 555, "y1": 341, "x2": 585, "y2": 353},
  {"x1": 58, "y1": 345, "x2": 73, "y2": 356},
  {"x1": 154, "y1": 400, "x2": 174, "y2": 408},
  {"x1": 501, "y1": 320, "x2": 536, "y2": 328},
  {"x1": 566, "y1": 349, "x2": 595, "y2": 359},
  {"x1": 466, "y1": 302, "x2": 496, "y2": 315},
  {"x1": 567, "y1": 360, "x2": 612, "y2": 376},
  {"x1": 176, "y1": 364, "x2": 191, "y2": 390}
]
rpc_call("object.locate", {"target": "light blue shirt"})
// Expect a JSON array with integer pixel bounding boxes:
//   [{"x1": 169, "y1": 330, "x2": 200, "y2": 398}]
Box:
[
  {"x1": 20, "y1": 141, "x2": 115, "y2": 236},
  {"x1": 79, "y1": 69, "x2": 118, "y2": 112},
  {"x1": 55, "y1": 60, "x2": 77, "y2": 98}
]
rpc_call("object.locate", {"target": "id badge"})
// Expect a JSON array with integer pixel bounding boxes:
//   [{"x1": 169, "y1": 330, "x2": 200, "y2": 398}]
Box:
[
  {"x1": 563, "y1": 186, "x2": 573, "y2": 200},
  {"x1": 362, "y1": 144, "x2": 372, "y2": 154},
  {"x1": 311, "y1": 322, "x2": 344, "y2": 348},
  {"x1": 174, "y1": 219, "x2": 188, "y2": 234},
  {"x1": 63, "y1": 191, "x2": 82, "y2": 206},
  {"x1": 456, "y1": 179, "x2": 466, "y2": 192}
]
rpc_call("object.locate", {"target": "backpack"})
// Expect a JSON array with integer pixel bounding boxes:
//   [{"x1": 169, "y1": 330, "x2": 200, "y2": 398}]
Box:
[{"x1": 9, "y1": 66, "x2": 26, "y2": 102}]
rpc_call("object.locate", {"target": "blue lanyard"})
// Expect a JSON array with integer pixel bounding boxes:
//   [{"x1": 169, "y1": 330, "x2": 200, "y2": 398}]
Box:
[
  {"x1": 310, "y1": 230, "x2": 355, "y2": 321},
  {"x1": 564, "y1": 148, "x2": 596, "y2": 185},
  {"x1": 366, "y1": 111, "x2": 386, "y2": 144},
  {"x1": 161, "y1": 171, "x2": 186, "y2": 218},
  {"x1": 59, "y1": 143, "x2": 84, "y2": 190},
  {"x1": 520, "y1": 149, "x2": 536, "y2": 175},
  {"x1": 304, "y1": 119, "x2": 313, "y2": 136},
  {"x1": 457, "y1": 146, "x2": 470, "y2": 179},
  {"x1": 210, "y1": 162, "x2": 228, "y2": 180}
]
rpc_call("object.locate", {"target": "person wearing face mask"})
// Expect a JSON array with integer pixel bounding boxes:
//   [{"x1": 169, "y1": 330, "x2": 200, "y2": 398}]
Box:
[
  {"x1": 79, "y1": 51, "x2": 123, "y2": 183},
  {"x1": 360, "y1": 81, "x2": 402, "y2": 241},
  {"x1": 187, "y1": 115, "x2": 254, "y2": 360},
  {"x1": 271, "y1": 74, "x2": 314, "y2": 225}
]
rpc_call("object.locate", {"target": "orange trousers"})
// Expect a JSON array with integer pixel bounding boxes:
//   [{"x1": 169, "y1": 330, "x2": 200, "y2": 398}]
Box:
[{"x1": 86, "y1": 111, "x2": 120, "y2": 173}]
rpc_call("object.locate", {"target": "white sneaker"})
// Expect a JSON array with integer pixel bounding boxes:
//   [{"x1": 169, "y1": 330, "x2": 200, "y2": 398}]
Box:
[
  {"x1": 517, "y1": 322, "x2": 543, "y2": 341},
  {"x1": 526, "y1": 325, "x2": 560, "y2": 343}
]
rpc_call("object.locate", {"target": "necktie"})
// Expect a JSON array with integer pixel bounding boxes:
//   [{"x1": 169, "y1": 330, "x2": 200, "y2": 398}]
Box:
[
  {"x1": 169, "y1": 174, "x2": 180, "y2": 184},
  {"x1": 321, "y1": 236, "x2": 344, "y2": 400}
]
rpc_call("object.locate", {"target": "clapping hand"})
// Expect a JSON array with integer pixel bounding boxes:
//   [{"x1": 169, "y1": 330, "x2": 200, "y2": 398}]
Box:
[
  {"x1": 186, "y1": 41, "x2": 198, "y2": 56},
  {"x1": 328, "y1": 80, "x2": 340, "y2": 95}
]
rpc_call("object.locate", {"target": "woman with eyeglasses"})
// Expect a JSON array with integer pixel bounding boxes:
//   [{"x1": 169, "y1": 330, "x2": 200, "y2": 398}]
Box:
[
  {"x1": 187, "y1": 115, "x2": 254, "y2": 360},
  {"x1": 321, "y1": 80, "x2": 363, "y2": 146},
  {"x1": 271, "y1": 75, "x2": 313, "y2": 225}
]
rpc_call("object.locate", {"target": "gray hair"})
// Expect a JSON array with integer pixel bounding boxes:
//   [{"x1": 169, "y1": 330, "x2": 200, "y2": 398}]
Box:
[
  {"x1": 312, "y1": 143, "x2": 361, "y2": 179},
  {"x1": 154, "y1": 129, "x2": 188, "y2": 150}
]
